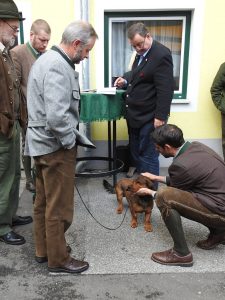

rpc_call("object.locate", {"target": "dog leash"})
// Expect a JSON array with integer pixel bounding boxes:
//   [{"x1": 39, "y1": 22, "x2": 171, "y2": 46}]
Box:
[{"x1": 75, "y1": 184, "x2": 128, "y2": 230}]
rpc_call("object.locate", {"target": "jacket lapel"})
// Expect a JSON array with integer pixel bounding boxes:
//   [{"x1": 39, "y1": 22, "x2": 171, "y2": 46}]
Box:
[{"x1": 130, "y1": 45, "x2": 153, "y2": 83}]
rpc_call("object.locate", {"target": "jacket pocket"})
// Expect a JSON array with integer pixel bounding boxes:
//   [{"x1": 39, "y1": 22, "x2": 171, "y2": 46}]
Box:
[
  {"x1": 0, "y1": 113, "x2": 14, "y2": 138},
  {"x1": 72, "y1": 90, "x2": 80, "y2": 101}
]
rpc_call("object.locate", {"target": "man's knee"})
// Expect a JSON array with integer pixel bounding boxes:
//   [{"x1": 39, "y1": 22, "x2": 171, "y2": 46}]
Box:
[{"x1": 155, "y1": 187, "x2": 173, "y2": 218}]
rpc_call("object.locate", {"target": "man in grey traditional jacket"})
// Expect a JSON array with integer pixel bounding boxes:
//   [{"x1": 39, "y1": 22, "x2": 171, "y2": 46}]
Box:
[
  {"x1": 25, "y1": 20, "x2": 98, "y2": 274},
  {"x1": 137, "y1": 124, "x2": 225, "y2": 267}
]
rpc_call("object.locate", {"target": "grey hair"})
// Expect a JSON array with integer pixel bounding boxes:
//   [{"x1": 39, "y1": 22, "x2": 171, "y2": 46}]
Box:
[
  {"x1": 61, "y1": 20, "x2": 98, "y2": 45},
  {"x1": 127, "y1": 22, "x2": 149, "y2": 39}
]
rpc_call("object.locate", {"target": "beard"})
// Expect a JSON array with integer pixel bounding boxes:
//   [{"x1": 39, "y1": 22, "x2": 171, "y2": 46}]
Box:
[
  {"x1": 162, "y1": 153, "x2": 173, "y2": 158},
  {"x1": 71, "y1": 48, "x2": 83, "y2": 64},
  {"x1": 2, "y1": 35, "x2": 16, "y2": 49}
]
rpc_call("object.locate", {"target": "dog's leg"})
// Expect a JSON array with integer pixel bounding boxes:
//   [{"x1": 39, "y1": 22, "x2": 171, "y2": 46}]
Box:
[
  {"x1": 130, "y1": 213, "x2": 138, "y2": 228},
  {"x1": 144, "y1": 209, "x2": 153, "y2": 232},
  {"x1": 116, "y1": 188, "x2": 124, "y2": 214},
  {"x1": 128, "y1": 203, "x2": 138, "y2": 228}
]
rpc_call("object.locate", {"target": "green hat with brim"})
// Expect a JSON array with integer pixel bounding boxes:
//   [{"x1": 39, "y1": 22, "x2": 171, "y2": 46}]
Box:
[{"x1": 0, "y1": 0, "x2": 25, "y2": 21}]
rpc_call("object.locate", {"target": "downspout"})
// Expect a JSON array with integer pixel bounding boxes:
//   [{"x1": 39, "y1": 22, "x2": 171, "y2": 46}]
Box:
[{"x1": 76, "y1": 0, "x2": 92, "y2": 173}]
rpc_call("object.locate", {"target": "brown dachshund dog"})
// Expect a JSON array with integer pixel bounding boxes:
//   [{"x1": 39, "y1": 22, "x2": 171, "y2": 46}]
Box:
[{"x1": 103, "y1": 175, "x2": 155, "y2": 232}]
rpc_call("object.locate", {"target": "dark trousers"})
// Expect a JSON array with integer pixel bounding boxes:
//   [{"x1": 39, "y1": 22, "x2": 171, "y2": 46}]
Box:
[
  {"x1": 33, "y1": 147, "x2": 76, "y2": 267},
  {"x1": 0, "y1": 121, "x2": 21, "y2": 235},
  {"x1": 21, "y1": 128, "x2": 33, "y2": 183},
  {"x1": 129, "y1": 121, "x2": 159, "y2": 175}
]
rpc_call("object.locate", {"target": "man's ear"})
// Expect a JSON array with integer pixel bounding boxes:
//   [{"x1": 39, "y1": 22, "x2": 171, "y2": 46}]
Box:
[
  {"x1": 164, "y1": 144, "x2": 172, "y2": 151},
  {"x1": 72, "y1": 39, "x2": 82, "y2": 48}
]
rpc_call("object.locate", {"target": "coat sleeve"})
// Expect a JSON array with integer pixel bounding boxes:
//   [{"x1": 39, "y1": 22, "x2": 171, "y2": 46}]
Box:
[
  {"x1": 168, "y1": 162, "x2": 195, "y2": 190},
  {"x1": 210, "y1": 63, "x2": 225, "y2": 112},
  {"x1": 153, "y1": 52, "x2": 174, "y2": 120}
]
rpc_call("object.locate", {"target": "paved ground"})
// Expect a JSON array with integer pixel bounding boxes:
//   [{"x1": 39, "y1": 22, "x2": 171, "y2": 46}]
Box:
[{"x1": 0, "y1": 170, "x2": 225, "y2": 299}]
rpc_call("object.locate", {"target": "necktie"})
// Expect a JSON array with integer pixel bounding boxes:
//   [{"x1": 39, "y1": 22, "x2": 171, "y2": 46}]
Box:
[{"x1": 138, "y1": 55, "x2": 144, "y2": 66}]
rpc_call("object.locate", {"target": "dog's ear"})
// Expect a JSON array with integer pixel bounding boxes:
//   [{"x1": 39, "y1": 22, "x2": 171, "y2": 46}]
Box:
[
  {"x1": 126, "y1": 184, "x2": 132, "y2": 191},
  {"x1": 145, "y1": 178, "x2": 155, "y2": 190}
]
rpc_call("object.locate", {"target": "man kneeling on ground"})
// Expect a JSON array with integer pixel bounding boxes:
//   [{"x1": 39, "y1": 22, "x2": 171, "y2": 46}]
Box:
[{"x1": 136, "y1": 124, "x2": 225, "y2": 267}]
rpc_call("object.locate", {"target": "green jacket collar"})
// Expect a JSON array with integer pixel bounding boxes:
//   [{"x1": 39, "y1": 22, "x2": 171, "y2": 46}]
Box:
[
  {"x1": 175, "y1": 141, "x2": 191, "y2": 158},
  {"x1": 26, "y1": 42, "x2": 40, "y2": 59},
  {"x1": 51, "y1": 46, "x2": 75, "y2": 70}
]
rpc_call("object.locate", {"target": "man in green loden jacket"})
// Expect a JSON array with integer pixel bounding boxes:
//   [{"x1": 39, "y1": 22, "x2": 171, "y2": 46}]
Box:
[{"x1": 211, "y1": 62, "x2": 225, "y2": 160}]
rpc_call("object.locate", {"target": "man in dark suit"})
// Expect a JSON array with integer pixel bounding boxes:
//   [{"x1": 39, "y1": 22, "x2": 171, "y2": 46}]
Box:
[
  {"x1": 114, "y1": 22, "x2": 174, "y2": 180},
  {"x1": 137, "y1": 124, "x2": 225, "y2": 267}
]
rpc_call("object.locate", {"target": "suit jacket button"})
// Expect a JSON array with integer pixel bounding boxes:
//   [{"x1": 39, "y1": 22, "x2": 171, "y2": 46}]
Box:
[{"x1": 126, "y1": 104, "x2": 128, "y2": 107}]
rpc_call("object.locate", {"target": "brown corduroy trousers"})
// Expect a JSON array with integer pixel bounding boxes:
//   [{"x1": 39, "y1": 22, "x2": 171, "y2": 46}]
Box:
[
  {"x1": 156, "y1": 187, "x2": 225, "y2": 231},
  {"x1": 33, "y1": 147, "x2": 76, "y2": 268}
]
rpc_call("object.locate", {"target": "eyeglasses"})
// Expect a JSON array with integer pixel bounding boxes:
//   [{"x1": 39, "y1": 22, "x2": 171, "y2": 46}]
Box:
[{"x1": 3, "y1": 20, "x2": 19, "y2": 33}]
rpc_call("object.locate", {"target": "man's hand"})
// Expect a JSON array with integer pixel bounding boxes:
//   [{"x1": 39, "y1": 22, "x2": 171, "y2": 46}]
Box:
[
  {"x1": 114, "y1": 77, "x2": 125, "y2": 88},
  {"x1": 141, "y1": 172, "x2": 157, "y2": 181},
  {"x1": 154, "y1": 118, "x2": 165, "y2": 128},
  {"x1": 135, "y1": 188, "x2": 154, "y2": 196}
]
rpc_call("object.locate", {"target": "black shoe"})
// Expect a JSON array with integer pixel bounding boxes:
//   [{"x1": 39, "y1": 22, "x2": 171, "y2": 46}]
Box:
[
  {"x1": 26, "y1": 181, "x2": 36, "y2": 193},
  {"x1": 35, "y1": 245, "x2": 72, "y2": 263},
  {"x1": 0, "y1": 231, "x2": 26, "y2": 245},
  {"x1": 12, "y1": 216, "x2": 33, "y2": 226}
]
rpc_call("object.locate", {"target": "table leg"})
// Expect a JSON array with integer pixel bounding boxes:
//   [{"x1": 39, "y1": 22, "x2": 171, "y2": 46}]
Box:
[
  {"x1": 108, "y1": 121, "x2": 111, "y2": 170},
  {"x1": 113, "y1": 120, "x2": 117, "y2": 186}
]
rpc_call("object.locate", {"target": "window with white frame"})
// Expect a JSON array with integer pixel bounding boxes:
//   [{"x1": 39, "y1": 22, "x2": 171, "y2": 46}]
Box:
[{"x1": 104, "y1": 11, "x2": 191, "y2": 100}]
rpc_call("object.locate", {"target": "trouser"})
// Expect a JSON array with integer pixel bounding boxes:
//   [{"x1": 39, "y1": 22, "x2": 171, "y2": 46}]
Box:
[
  {"x1": 21, "y1": 128, "x2": 33, "y2": 183},
  {"x1": 129, "y1": 121, "x2": 159, "y2": 185},
  {"x1": 221, "y1": 112, "x2": 225, "y2": 160},
  {"x1": 33, "y1": 147, "x2": 76, "y2": 267},
  {"x1": 0, "y1": 121, "x2": 21, "y2": 235},
  {"x1": 156, "y1": 187, "x2": 225, "y2": 254}
]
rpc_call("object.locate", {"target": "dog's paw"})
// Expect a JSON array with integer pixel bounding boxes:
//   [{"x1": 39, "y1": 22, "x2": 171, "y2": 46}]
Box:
[
  {"x1": 116, "y1": 207, "x2": 123, "y2": 214},
  {"x1": 144, "y1": 224, "x2": 153, "y2": 232},
  {"x1": 131, "y1": 221, "x2": 138, "y2": 228}
]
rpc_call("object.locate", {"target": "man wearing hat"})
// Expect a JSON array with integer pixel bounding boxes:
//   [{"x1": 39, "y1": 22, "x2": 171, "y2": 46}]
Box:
[{"x1": 0, "y1": 0, "x2": 32, "y2": 246}]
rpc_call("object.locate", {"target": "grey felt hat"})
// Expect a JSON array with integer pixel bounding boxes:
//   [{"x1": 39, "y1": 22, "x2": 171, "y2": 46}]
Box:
[{"x1": 0, "y1": 0, "x2": 25, "y2": 21}]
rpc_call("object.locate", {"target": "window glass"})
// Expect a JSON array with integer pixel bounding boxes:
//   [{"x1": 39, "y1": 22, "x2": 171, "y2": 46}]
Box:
[{"x1": 105, "y1": 12, "x2": 191, "y2": 100}]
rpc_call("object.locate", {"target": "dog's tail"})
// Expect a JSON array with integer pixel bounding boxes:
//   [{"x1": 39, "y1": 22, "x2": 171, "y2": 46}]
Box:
[{"x1": 103, "y1": 179, "x2": 115, "y2": 194}]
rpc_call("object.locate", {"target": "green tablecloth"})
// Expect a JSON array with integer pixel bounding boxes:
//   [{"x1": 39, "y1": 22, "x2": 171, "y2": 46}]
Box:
[{"x1": 80, "y1": 90, "x2": 125, "y2": 122}]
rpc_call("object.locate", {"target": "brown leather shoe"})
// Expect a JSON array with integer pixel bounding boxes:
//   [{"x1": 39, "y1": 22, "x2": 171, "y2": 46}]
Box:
[
  {"x1": 35, "y1": 244, "x2": 72, "y2": 263},
  {"x1": 196, "y1": 232, "x2": 225, "y2": 250},
  {"x1": 151, "y1": 248, "x2": 193, "y2": 267},
  {"x1": 48, "y1": 258, "x2": 89, "y2": 274}
]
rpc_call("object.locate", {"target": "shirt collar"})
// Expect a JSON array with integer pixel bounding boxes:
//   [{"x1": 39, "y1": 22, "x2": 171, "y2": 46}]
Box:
[{"x1": 57, "y1": 46, "x2": 72, "y2": 62}]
